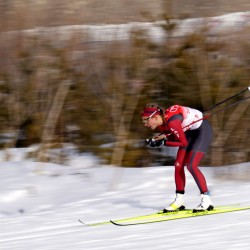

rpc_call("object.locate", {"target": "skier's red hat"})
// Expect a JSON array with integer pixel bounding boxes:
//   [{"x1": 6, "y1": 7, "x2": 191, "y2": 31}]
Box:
[{"x1": 141, "y1": 107, "x2": 161, "y2": 117}]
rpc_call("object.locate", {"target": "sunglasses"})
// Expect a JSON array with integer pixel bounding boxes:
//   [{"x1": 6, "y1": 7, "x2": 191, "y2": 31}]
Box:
[{"x1": 142, "y1": 110, "x2": 158, "y2": 123}]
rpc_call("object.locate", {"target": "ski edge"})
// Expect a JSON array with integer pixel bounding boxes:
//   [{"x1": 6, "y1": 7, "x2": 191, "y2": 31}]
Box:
[
  {"x1": 110, "y1": 206, "x2": 250, "y2": 226},
  {"x1": 78, "y1": 204, "x2": 244, "y2": 226}
]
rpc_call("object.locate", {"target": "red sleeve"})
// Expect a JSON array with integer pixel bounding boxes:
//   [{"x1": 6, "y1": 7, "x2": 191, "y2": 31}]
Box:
[{"x1": 164, "y1": 119, "x2": 188, "y2": 147}]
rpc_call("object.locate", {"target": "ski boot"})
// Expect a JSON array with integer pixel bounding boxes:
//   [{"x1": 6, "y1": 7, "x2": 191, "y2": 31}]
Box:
[
  {"x1": 161, "y1": 193, "x2": 185, "y2": 213},
  {"x1": 193, "y1": 194, "x2": 214, "y2": 213}
]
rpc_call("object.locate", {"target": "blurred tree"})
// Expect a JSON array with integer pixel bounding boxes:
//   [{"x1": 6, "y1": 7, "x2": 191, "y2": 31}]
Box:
[
  {"x1": 0, "y1": 1, "x2": 249, "y2": 167},
  {"x1": 66, "y1": 30, "x2": 153, "y2": 168},
  {"x1": 136, "y1": 18, "x2": 250, "y2": 166}
]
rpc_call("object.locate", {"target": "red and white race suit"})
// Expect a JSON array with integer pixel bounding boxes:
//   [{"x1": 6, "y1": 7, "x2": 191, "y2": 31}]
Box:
[
  {"x1": 165, "y1": 105, "x2": 203, "y2": 132},
  {"x1": 157, "y1": 104, "x2": 213, "y2": 194}
]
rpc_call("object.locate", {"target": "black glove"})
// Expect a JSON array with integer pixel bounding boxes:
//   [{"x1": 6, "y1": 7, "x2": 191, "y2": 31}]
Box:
[{"x1": 145, "y1": 138, "x2": 165, "y2": 147}]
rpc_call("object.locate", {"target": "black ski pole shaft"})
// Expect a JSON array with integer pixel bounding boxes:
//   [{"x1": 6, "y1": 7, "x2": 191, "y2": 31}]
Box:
[
  {"x1": 147, "y1": 87, "x2": 250, "y2": 141},
  {"x1": 182, "y1": 95, "x2": 250, "y2": 131},
  {"x1": 204, "y1": 86, "x2": 250, "y2": 112},
  {"x1": 207, "y1": 96, "x2": 250, "y2": 116},
  {"x1": 161, "y1": 94, "x2": 250, "y2": 138}
]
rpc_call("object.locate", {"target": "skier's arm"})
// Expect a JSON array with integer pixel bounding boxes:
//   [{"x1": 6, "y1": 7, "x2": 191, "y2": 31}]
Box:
[{"x1": 164, "y1": 117, "x2": 188, "y2": 147}]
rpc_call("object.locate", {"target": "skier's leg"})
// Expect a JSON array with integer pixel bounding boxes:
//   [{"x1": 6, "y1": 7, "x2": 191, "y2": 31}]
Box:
[
  {"x1": 163, "y1": 148, "x2": 187, "y2": 212},
  {"x1": 186, "y1": 150, "x2": 214, "y2": 211},
  {"x1": 174, "y1": 148, "x2": 187, "y2": 193},
  {"x1": 186, "y1": 150, "x2": 208, "y2": 193}
]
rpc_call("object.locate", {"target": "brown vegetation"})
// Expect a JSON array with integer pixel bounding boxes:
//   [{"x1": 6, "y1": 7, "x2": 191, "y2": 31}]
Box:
[{"x1": 0, "y1": 1, "x2": 249, "y2": 167}]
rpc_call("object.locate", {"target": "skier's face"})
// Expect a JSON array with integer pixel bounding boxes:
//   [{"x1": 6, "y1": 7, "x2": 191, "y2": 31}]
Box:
[{"x1": 142, "y1": 115, "x2": 163, "y2": 130}]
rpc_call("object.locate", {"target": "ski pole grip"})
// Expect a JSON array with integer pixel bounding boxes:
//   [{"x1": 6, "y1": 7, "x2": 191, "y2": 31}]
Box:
[{"x1": 145, "y1": 139, "x2": 153, "y2": 144}]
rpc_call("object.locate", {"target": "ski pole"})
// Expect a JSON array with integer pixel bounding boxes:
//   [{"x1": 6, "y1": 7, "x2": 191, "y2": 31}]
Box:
[
  {"x1": 148, "y1": 87, "x2": 250, "y2": 141},
  {"x1": 204, "y1": 86, "x2": 250, "y2": 112},
  {"x1": 181, "y1": 95, "x2": 250, "y2": 131},
  {"x1": 174, "y1": 95, "x2": 250, "y2": 136},
  {"x1": 205, "y1": 96, "x2": 250, "y2": 116}
]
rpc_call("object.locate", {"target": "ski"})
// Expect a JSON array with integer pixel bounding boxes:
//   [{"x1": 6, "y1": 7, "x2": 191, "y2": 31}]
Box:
[
  {"x1": 79, "y1": 209, "x2": 192, "y2": 226},
  {"x1": 78, "y1": 218, "x2": 112, "y2": 226},
  {"x1": 78, "y1": 204, "x2": 243, "y2": 226},
  {"x1": 110, "y1": 205, "x2": 250, "y2": 226}
]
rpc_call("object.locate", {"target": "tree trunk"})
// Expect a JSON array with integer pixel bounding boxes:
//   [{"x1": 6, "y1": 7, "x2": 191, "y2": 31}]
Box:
[
  {"x1": 36, "y1": 80, "x2": 71, "y2": 167},
  {"x1": 109, "y1": 80, "x2": 143, "y2": 190}
]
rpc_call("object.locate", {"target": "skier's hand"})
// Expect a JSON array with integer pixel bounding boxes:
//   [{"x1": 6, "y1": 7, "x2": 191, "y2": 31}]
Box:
[
  {"x1": 145, "y1": 138, "x2": 165, "y2": 147},
  {"x1": 152, "y1": 133, "x2": 166, "y2": 141}
]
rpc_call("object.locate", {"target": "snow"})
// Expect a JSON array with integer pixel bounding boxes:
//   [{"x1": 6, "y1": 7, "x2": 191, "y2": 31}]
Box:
[
  {"x1": 19, "y1": 11, "x2": 250, "y2": 42},
  {"x1": 1, "y1": 10, "x2": 250, "y2": 250},
  {"x1": 0, "y1": 147, "x2": 250, "y2": 250}
]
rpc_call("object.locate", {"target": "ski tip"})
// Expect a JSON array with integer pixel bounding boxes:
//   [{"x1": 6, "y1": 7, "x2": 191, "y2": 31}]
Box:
[
  {"x1": 110, "y1": 220, "x2": 117, "y2": 225},
  {"x1": 110, "y1": 220, "x2": 123, "y2": 226},
  {"x1": 78, "y1": 219, "x2": 86, "y2": 225}
]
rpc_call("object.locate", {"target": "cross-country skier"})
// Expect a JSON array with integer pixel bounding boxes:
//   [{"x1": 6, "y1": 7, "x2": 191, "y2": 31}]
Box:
[{"x1": 141, "y1": 104, "x2": 214, "y2": 212}]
